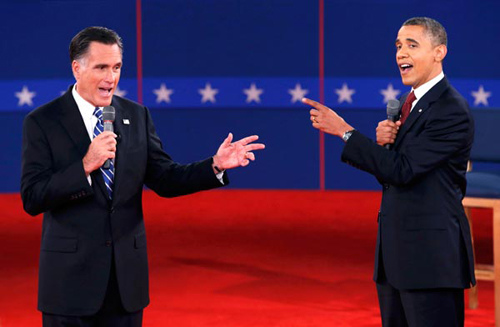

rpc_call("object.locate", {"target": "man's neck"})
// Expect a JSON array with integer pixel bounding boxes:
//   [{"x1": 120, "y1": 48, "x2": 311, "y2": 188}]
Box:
[{"x1": 412, "y1": 71, "x2": 445, "y2": 100}]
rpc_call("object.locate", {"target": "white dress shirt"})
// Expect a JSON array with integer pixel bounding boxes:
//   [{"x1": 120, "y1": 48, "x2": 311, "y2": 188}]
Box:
[
  {"x1": 409, "y1": 71, "x2": 445, "y2": 112},
  {"x1": 72, "y1": 84, "x2": 100, "y2": 185}
]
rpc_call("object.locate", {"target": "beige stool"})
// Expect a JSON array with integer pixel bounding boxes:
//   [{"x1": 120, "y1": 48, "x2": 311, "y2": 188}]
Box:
[{"x1": 463, "y1": 197, "x2": 500, "y2": 327}]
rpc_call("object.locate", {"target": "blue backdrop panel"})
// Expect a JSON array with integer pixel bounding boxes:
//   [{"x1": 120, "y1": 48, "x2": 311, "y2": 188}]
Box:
[
  {"x1": 1, "y1": 0, "x2": 499, "y2": 193},
  {"x1": 0, "y1": 0, "x2": 137, "y2": 80},
  {"x1": 324, "y1": 0, "x2": 500, "y2": 79},
  {"x1": 324, "y1": 109, "x2": 384, "y2": 190},
  {"x1": 141, "y1": 0, "x2": 318, "y2": 77},
  {"x1": 140, "y1": 0, "x2": 321, "y2": 190},
  {"x1": 149, "y1": 107, "x2": 319, "y2": 189},
  {"x1": 0, "y1": 112, "x2": 25, "y2": 193}
]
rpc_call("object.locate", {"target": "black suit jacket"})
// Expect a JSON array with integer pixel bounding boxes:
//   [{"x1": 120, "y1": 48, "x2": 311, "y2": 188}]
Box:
[
  {"x1": 341, "y1": 77, "x2": 475, "y2": 289},
  {"x1": 21, "y1": 86, "x2": 227, "y2": 315}
]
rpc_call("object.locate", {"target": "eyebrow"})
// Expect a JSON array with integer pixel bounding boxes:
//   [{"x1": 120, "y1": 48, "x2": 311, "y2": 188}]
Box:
[
  {"x1": 395, "y1": 38, "x2": 420, "y2": 45},
  {"x1": 94, "y1": 62, "x2": 122, "y2": 68}
]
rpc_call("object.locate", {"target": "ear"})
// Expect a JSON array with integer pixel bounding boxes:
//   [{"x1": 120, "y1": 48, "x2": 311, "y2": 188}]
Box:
[
  {"x1": 72, "y1": 60, "x2": 80, "y2": 80},
  {"x1": 434, "y1": 44, "x2": 447, "y2": 63}
]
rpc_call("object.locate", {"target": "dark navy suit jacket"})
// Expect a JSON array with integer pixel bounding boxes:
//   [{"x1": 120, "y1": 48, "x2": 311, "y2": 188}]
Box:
[
  {"x1": 21, "y1": 86, "x2": 227, "y2": 315},
  {"x1": 341, "y1": 77, "x2": 476, "y2": 290}
]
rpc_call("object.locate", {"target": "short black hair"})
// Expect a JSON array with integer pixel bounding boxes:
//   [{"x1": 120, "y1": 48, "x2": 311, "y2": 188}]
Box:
[
  {"x1": 69, "y1": 26, "x2": 123, "y2": 62},
  {"x1": 402, "y1": 17, "x2": 447, "y2": 47}
]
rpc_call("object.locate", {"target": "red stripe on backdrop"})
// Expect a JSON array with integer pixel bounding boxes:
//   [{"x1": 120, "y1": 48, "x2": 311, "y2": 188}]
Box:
[
  {"x1": 318, "y1": 0, "x2": 325, "y2": 190},
  {"x1": 136, "y1": 0, "x2": 143, "y2": 104}
]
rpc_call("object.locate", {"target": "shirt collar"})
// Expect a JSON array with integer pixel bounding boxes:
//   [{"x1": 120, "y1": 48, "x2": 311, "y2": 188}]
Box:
[
  {"x1": 72, "y1": 84, "x2": 100, "y2": 116},
  {"x1": 412, "y1": 71, "x2": 445, "y2": 101}
]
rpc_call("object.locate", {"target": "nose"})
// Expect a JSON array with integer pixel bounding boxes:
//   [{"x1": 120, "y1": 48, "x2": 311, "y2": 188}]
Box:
[
  {"x1": 104, "y1": 68, "x2": 116, "y2": 84},
  {"x1": 397, "y1": 48, "x2": 408, "y2": 60}
]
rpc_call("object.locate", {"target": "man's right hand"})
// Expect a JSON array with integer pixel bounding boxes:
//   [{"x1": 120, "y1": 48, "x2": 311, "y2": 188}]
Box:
[
  {"x1": 376, "y1": 120, "x2": 401, "y2": 147},
  {"x1": 82, "y1": 131, "x2": 117, "y2": 176}
]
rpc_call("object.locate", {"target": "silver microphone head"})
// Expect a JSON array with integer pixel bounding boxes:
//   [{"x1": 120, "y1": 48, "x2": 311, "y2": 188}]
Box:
[
  {"x1": 102, "y1": 106, "x2": 115, "y2": 122},
  {"x1": 386, "y1": 99, "x2": 400, "y2": 117}
]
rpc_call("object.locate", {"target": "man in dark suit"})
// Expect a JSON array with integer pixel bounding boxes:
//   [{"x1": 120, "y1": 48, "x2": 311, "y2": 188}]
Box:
[
  {"x1": 303, "y1": 17, "x2": 475, "y2": 326},
  {"x1": 21, "y1": 26, "x2": 265, "y2": 327}
]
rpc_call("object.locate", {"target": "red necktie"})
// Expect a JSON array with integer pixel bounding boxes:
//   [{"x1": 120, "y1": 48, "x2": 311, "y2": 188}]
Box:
[{"x1": 399, "y1": 91, "x2": 416, "y2": 125}]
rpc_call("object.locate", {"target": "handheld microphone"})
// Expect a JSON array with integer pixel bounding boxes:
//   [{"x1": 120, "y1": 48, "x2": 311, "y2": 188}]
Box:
[
  {"x1": 102, "y1": 106, "x2": 115, "y2": 169},
  {"x1": 385, "y1": 99, "x2": 400, "y2": 149},
  {"x1": 386, "y1": 99, "x2": 400, "y2": 122}
]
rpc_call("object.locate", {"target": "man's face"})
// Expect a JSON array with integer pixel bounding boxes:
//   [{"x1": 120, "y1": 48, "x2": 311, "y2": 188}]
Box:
[
  {"x1": 395, "y1": 25, "x2": 446, "y2": 89},
  {"x1": 72, "y1": 42, "x2": 122, "y2": 107}
]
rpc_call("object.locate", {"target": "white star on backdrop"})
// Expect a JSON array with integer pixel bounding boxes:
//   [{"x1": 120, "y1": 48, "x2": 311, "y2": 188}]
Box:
[
  {"x1": 199, "y1": 83, "x2": 219, "y2": 103},
  {"x1": 153, "y1": 83, "x2": 174, "y2": 103},
  {"x1": 471, "y1": 85, "x2": 491, "y2": 106},
  {"x1": 335, "y1": 83, "x2": 355, "y2": 104},
  {"x1": 17, "y1": 80, "x2": 495, "y2": 109},
  {"x1": 243, "y1": 83, "x2": 264, "y2": 103},
  {"x1": 288, "y1": 83, "x2": 309, "y2": 103},
  {"x1": 380, "y1": 83, "x2": 401, "y2": 103},
  {"x1": 15, "y1": 85, "x2": 36, "y2": 107},
  {"x1": 114, "y1": 86, "x2": 127, "y2": 98}
]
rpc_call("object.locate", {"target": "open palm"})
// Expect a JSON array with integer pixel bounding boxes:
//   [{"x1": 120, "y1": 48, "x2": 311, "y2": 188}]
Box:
[{"x1": 213, "y1": 133, "x2": 265, "y2": 169}]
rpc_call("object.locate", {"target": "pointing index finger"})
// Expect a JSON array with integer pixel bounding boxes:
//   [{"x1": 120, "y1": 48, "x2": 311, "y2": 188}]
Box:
[{"x1": 302, "y1": 97, "x2": 328, "y2": 112}]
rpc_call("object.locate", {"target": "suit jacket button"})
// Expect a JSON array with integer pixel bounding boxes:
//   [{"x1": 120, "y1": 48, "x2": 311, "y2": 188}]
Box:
[{"x1": 105, "y1": 240, "x2": 112, "y2": 247}]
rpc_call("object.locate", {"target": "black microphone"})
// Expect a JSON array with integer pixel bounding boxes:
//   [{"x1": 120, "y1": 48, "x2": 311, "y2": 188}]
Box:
[
  {"x1": 385, "y1": 99, "x2": 400, "y2": 149},
  {"x1": 102, "y1": 106, "x2": 115, "y2": 169}
]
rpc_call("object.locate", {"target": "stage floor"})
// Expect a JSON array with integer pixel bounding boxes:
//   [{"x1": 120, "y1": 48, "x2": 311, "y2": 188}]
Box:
[{"x1": 0, "y1": 190, "x2": 495, "y2": 326}]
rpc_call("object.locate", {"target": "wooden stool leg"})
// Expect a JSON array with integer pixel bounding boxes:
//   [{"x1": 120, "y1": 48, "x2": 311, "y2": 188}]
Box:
[
  {"x1": 469, "y1": 283, "x2": 479, "y2": 310},
  {"x1": 465, "y1": 206, "x2": 479, "y2": 309}
]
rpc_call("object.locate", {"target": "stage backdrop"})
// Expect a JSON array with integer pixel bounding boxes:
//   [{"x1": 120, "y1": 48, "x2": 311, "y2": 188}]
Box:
[{"x1": 1, "y1": 0, "x2": 498, "y2": 192}]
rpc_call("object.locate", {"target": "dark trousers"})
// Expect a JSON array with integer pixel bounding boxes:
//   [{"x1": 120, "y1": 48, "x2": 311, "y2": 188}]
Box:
[
  {"x1": 376, "y1": 279, "x2": 464, "y2": 327},
  {"x1": 42, "y1": 257, "x2": 143, "y2": 327}
]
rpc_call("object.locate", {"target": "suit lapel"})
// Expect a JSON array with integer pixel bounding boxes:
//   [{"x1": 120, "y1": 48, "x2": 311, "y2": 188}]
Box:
[
  {"x1": 109, "y1": 98, "x2": 129, "y2": 205},
  {"x1": 57, "y1": 86, "x2": 110, "y2": 201},
  {"x1": 57, "y1": 88, "x2": 91, "y2": 158},
  {"x1": 394, "y1": 77, "x2": 450, "y2": 149}
]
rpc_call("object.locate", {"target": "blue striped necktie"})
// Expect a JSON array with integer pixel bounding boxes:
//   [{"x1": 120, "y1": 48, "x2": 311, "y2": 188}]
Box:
[{"x1": 93, "y1": 107, "x2": 114, "y2": 199}]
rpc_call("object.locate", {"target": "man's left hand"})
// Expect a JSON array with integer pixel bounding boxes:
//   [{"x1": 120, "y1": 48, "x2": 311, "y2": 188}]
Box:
[
  {"x1": 212, "y1": 133, "x2": 265, "y2": 172},
  {"x1": 376, "y1": 119, "x2": 401, "y2": 146}
]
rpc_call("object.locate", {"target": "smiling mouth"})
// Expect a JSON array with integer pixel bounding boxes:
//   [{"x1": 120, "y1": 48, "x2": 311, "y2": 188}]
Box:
[{"x1": 400, "y1": 63, "x2": 413, "y2": 72}]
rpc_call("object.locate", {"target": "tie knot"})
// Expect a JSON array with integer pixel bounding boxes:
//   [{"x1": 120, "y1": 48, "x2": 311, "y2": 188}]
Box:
[
  {"x1": 399, "y1": 91, "x2": 417, "y2": 125},
  {"x1": 93, "y1": 107, "x2": 103, "y2": 120},
  {"x1": 406, "y1": 91, "x2": 416, "y2": 105}
]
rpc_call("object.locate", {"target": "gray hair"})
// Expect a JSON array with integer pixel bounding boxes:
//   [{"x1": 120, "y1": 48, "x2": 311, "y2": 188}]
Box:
[{"x1": 402, "y1": 17, "x2": 447, "y2": 47}]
